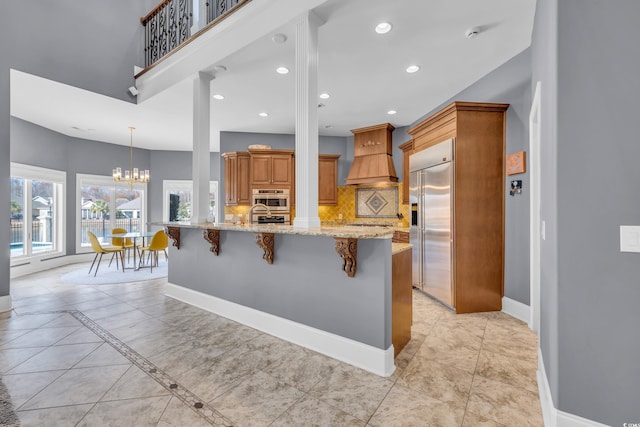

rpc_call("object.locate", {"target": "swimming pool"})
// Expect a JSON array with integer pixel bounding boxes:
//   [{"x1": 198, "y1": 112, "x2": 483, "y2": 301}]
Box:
[{"x1": 10, "y1": 242, "x2": 53, "y2": 256}]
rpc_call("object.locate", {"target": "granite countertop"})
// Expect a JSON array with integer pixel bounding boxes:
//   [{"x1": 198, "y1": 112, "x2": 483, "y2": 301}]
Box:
[
  {"x1": 160, "y1": 222, "x2": 394, "y2": 239},
  {"x1": 392, "y1": 242, "x2": 412, "y2": 255}
]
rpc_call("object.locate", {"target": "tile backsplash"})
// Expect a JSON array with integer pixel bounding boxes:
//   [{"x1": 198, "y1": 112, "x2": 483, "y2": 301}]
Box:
[{"x1": 225, "y1": 183, "x2": 409, "y2": 227}]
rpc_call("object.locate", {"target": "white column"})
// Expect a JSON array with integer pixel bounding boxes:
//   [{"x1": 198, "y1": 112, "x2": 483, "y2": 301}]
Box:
[
  {"x1": 293, "y1": 11, "x2": 323, "y2": 229},
  {"x1": 192, "y1": 71, "x2": 212, "y2": 224}
]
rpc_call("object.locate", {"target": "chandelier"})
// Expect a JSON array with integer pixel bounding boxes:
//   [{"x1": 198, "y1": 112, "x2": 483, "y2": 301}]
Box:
[{"x1": 112, "y1": 127, "x2": 149, "y2": 189}]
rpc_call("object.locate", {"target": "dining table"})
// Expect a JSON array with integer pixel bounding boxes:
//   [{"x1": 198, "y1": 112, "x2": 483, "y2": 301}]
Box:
[{"x1": 106, "y1": 231, "x2": 157, "y2": 271}]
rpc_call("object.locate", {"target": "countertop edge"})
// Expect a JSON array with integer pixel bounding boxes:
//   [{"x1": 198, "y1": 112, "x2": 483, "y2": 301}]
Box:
[
  {"x1": 155, "y1": 222, "x2": 395, "y2": 239},
  {"x1": 392, "y1": 243, "x2": 413, "y2": 255}
]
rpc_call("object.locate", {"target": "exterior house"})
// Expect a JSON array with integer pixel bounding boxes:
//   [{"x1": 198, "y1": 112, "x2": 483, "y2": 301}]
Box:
[
  {"x1": 115, "y1": 197, "x2": 141, "y2": 219},
  {"x1": 1, "y1": 1, "x2": 639, "y2": 425}
]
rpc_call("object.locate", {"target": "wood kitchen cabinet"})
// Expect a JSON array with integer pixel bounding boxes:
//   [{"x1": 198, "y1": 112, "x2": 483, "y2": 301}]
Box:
[
  {"x1": 398, "y1": 139, "x2": 414, "y2": 205},
  {"x1": 249, "y1": 149, "x2": 294, "y2": 189},
  {"x1": 221, "y1": 151, "x2": 251, "y2": 206},
  {"x1": 392, "y1": 246, "x2": 412, "y2": 357},
  {"x1": 319, "y1": 154, "x2": 340, "y2": 205},
  {"x1": 407, "y1": 101, "x2": 508, "y2": 314}
]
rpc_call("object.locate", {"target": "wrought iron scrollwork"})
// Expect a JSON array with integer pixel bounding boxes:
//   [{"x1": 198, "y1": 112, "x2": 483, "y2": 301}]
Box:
[
  {"x1": 142, "y1": 0, "x2": 250, "y2": 68},
  {"x1": 142, "y1": 0, "x2": 193, "y2": 67}
]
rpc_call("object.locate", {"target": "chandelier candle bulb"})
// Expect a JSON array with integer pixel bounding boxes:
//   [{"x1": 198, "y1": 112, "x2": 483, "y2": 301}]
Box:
[{"x1": 112, "y1": 127, "x2": 150, "y2": 188}]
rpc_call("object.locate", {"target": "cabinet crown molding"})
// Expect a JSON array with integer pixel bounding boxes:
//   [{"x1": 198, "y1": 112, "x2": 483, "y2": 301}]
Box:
[{"x1": 407, "y1": 102, "x2": 509, "y2": 136}]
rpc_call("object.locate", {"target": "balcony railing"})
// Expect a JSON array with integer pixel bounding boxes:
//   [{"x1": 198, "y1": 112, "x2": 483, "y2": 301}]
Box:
[{"x1": 141, "y1": 0, "x2": 251, "y2": 69}]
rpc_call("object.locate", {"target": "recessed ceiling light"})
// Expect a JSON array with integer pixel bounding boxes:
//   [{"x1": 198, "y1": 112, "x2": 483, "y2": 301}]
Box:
[
  {"x1": 259, "y1": 112, "x2": 269, "y2": 117},
  {"x1": 276, "y1": 67, "x2": 289, "y2": 74},
  {"x1": 212, "y1": 94, "x2": 225, "y2": 100},
  {"x1": 387, "y1": 110, "x2": 397, "y2": 115},
  {"x1": 375, "y1": 22, "x2": 392, "y2": 34},
  {"x1": 406, "y1": 65, "x2": 420, "y2": 73},
  {"x1": 319, "y1": 93, "x2": 330, "y2": 99}
]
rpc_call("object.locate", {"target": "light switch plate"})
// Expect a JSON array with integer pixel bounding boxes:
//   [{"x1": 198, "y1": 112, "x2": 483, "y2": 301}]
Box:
[{"x1": 620, "y1": 226, "x2": 640, "y2": 252}]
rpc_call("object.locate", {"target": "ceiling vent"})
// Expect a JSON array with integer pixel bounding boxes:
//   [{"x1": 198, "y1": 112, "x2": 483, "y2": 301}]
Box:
[{"x1": 345, "y1": 123, "x2": 398, "y2": 185}]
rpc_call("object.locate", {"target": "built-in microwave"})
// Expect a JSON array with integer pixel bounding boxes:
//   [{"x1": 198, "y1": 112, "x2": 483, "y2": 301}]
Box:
[
  {"x1": 252, "y1": 189, "x2": 290, "y2": 212},
  {"x1": 253, "y1": 213, "x2": 290, "y2": 225}
]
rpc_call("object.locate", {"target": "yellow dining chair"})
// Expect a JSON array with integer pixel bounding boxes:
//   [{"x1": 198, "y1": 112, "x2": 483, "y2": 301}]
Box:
[
  {"x1": 87, "y1": 231, "x2": 125, "y2": 277},
  {"x1": 139, "y1": 230, "x2": 169, "y2": 272},
  {"x1": 111, "y1": 227, "x2": 138, "y2": 265}
]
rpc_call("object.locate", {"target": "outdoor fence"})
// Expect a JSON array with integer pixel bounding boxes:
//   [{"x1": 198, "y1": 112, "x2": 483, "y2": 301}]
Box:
[
  {"x1": 79, "y1": 218, "x2": 143, "y2": 245},
  {"x1": 10, "y1": 218, "x2": 142, "y2": 246}
]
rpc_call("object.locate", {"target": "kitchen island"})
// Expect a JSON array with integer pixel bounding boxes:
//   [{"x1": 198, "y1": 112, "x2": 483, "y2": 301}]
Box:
[{"x1": 159, "y1": 222, "x2": 407, "y2": 376}]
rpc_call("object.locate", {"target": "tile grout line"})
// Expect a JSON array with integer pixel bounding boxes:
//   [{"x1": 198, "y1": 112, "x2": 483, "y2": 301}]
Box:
[
  {"x1": 461, "y1": 318, "x2": 488, "y2": 426},
  {"x1": 15, "y1": 309, "x2": 235, "y2": 427},
  {"x1": 69, "y1": 310, "x2": 235, "y2": 427},
  {"x1": 72, "y1": 363, "x2": 132, "y2": 427}
]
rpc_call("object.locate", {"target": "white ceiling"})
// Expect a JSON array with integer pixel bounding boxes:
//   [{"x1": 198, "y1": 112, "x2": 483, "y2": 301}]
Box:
[{"x1": 10, "y1": 0, "x2": 536, "y2": 152}]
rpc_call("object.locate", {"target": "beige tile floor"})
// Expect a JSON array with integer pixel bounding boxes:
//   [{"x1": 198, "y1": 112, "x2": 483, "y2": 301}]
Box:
[{"x1": 1, "y1": 263, "x2": 543, "y2": 426}]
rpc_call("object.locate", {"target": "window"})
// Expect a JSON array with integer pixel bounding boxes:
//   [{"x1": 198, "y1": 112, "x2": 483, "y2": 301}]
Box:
[
  {"x1": 76, "y1": 174, "x2": 147, "y2": 252},
  {"x1": 163, "y1": 180, "x2": 218, "y2": 222},
  {"x1": 10, "y1": 163, "x2": 66, "y2": 260}
]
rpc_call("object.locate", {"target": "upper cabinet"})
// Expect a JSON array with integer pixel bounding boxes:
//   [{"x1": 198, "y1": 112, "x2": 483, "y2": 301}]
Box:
[
  {"x1": 223, "y1": 149, "x2": 341, "y2": 207},
  {"x1": 249, "y1": 149, "x2": 295, "y2": 189},
  {"x1": 319, "y1": 154, "x2": 340, "y2": 205},
  {"x1": 221, "y1": 151, "x2": 251, "y2": 206},
  {"x1": 398, "y1": 140, "x2": 414, "y2": 205}
]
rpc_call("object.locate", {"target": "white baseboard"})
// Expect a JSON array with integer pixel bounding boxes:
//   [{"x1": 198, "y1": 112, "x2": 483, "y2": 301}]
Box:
[
  {"x1": 0, "y1": 295, "x2": 12, "y2": 312},
  {"x1": 10, "y1": 253, "x2": 95, "y2": 279},
  {"x1": 538, "y1": 347, "x2": 557, "y2": 427},
  {"x1": 165, "y1": 282, "x2": 396, "y2": 377},
  {"x1": 502, "y1": 296, "x2": 531, "y2": 324},
  {"x1": 538, "y1": 348, "x2": 610, "y2": 427}
]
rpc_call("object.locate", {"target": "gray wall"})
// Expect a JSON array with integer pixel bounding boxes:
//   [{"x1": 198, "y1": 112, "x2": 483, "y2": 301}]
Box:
[
  {"x1": 148, "y1": 151, "x2": 222, "y2": 226},
  {"x1": 11, "y1": 117, "x2": 151, "y2": 255},
  {"x1": 531, "y1": 0, "x2": 560, "y2": 411},
  {"x1": 169, "y1": 229, "x2": 392, "y2": 349},
  {"x1": 397, "y1": 49, "x2": 532, "y2": 305},
  {"x1": 392, "y1": 126, "x2": 412, "y2": 183},
  {"x1": 554, "y1": 1, "x2": 640, "y2": 424},
  {"x1": 1, "y1": 0, "x2": 155, "y2": 297}
]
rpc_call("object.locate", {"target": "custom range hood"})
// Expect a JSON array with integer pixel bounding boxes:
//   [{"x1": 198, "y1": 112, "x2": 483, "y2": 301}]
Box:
[{"x1": 345, "y1": 123, "x2": 398, "y2": 185}]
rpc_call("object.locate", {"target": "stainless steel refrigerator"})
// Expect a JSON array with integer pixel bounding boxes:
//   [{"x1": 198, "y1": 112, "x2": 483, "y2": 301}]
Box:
[{"x1": 409, "y1": 138, "x2": 454, "y2": 307}]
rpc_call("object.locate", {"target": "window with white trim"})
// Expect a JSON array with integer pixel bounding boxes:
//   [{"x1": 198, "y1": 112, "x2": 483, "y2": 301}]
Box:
[
  {"x1": 10, "y1": 163, "x2": 66, "y2": 261},
  {"x1": 162, "y1": 180, "x2": 218, "y2": 222},
  {"x1": 76, "y1": 174, "x2": 147, "y2": 252}
]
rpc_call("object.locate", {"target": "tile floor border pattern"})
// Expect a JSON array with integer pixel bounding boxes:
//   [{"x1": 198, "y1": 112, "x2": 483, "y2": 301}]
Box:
[{"x1": 14, "y1": 309, "x2": 235, "y2": 427}]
